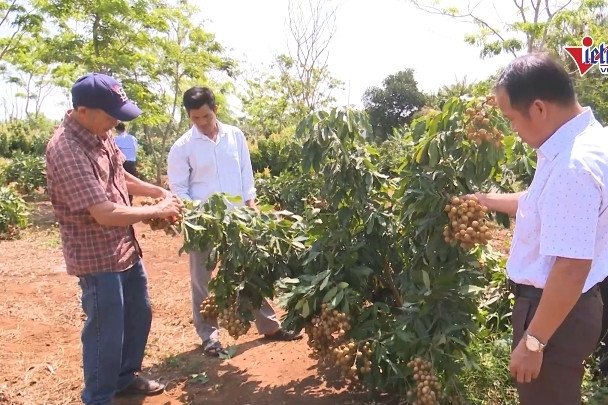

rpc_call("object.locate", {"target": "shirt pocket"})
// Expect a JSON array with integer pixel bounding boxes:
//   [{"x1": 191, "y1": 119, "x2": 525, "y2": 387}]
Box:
[
  {"x1": 513, "y1": 190, "x2": 541, "y2": 244},
  {"x1": 91, "y1": 154, "x2": 110, "y2": 185}
]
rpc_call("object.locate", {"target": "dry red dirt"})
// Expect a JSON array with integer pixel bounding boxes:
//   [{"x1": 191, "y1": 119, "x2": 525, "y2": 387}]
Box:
[{"x1": 0, "y1": 199, "x2": 369, "y2": 405}]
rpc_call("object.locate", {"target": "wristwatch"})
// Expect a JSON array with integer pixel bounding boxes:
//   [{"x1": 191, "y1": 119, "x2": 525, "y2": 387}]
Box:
[{"x1": 524, "y1": 332, "x2": 546, "y2": 353}]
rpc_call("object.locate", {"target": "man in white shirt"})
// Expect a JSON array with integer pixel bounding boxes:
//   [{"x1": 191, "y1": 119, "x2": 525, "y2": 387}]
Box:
[
  {"x1": 167, "y1": 86, "x2": 302, "y2": 356},
  {"x1": 473, "y1": 54, "x2": 606, "y2": 404},
  {"x1": 114, "y1": 122, "x2": 139, "y2": 204}
]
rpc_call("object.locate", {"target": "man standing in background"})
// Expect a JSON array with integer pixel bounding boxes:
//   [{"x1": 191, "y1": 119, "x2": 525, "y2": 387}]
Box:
[
  {"x1": 167, "y1": 86, "x2": 302, "y2": 357},
  {"x1": 114, "y1": 122, "x2": 139, "y2": 203}
]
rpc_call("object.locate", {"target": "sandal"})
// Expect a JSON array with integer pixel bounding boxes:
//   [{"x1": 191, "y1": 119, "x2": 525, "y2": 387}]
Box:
[
  {"x1": 264, "y1": 329, "x2": 303, "y2": 341},
  {"x1": 115, "y1": 376, "x2": 165, "y2": 397},
  {"x1": 203, "y1": 340, "x2": 227, "y2": 357}
]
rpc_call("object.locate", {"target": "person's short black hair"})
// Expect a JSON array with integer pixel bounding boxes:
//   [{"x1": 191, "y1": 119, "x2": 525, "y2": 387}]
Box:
[
  {"x1": 115, "y1": 122, "x2": 126, "y2": 131},
  {"x1": 494, "y1": 53, "x2": 576, "y2": 115},
  {"x1": 183, "y1": 86, "x2": 216, "y2": 113}
]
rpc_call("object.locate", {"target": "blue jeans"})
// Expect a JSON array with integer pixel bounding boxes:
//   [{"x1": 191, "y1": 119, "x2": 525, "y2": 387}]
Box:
[{"x1": 78, "y1": 261, "x2": 152, "y2": 405}]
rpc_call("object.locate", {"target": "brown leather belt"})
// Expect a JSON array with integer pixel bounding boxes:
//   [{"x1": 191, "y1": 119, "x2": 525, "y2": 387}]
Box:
[{"x1": 507, "y1": 280, "x2": 599, "y2": 300}]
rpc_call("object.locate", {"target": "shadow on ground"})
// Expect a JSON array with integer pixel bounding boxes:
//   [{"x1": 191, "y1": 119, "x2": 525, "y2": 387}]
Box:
[{"x1": 138, "y1": 338, "x2": 372, "y2": 405}]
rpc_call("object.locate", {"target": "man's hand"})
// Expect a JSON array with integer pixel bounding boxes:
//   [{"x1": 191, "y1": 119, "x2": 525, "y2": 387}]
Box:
[
  {"x1": 154, "y1": 194, "x2": 184, "y2": 218},
  {"x1": 510, "y1": 337, "x2": 543, "y2": 383},
  {"x1": 463, "y1": 192, "x2": 488, "y2": 207},
  {"x1": 245, "y1": 199, "x2": 259, "y2": 213},
  {"x1": 462, "y1": 191, "x2": 523, "y2": 216}
]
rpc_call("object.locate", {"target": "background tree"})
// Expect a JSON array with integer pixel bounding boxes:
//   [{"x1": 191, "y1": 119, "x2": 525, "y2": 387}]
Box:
[
  {"x1": 425, "y1": 77, "x2": 475, "y2": 110},
  {"x1": 410, "y1": 0, "x2": 585, "y2": 58},
  {"x1": 410, "y1": 0, "x2": 608, "y2": 123},
  {"x1": 0, "y1": 0, "x2": 42, "y2": 63},
  {"x1": 131, "y1": 1, "x2": 236, "y2": 183},
  {"x1": 238, "y1": 71, "x2": 293, "y2": 138},
  {"x1": 362, "y1": 69, "x2": 427, "y2": 141},
  {"x1": 2, "y1": 37, "x2": 55, "y2": 119},
  {"x1": 20, "y1": 0, "x2": 235, "y2": 183},
  {"x1": 276, "y1": 0, "x2": 342, "y2": 118}
]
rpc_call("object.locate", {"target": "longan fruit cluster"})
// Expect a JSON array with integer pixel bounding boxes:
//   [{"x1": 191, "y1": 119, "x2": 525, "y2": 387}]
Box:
[
  {"x1": 327, "y1": 339, "x2": 373, "y2": 380},
  {"x1": 442, "y1": 196, "x2": 493, "y2": 250},
  {"x1": 200, "y1": 295, "x2": 219, "y2": 320},
  {"x1": 464, "y1": 95, "x2": 504, "y2": 148},
  {"x1": 305, "y1": 303, "x2": 351, "y2": 356},
  {"x1": 406, "y1": 357, "x2": 442, "y2": 405},
  {"x1": 217, "y1": 303, "x2": 251, "y2": 340},
  {"x1": 140, "y1": 197, "x2": 163, "y2": 206},
  {"x1": 140, "y1": 197, "x2": 182, "y2": 235}
]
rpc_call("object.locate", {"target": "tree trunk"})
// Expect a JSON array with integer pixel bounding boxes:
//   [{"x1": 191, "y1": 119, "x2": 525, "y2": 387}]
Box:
[{"x1": 142, "y1": 124, "x2": 162, "y2": 185}]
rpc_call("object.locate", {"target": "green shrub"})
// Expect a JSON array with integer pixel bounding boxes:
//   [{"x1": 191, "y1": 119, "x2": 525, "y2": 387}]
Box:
[
  {"x1": 255, "y1": 169, "x2": 322, "y2": 213},
  {"x1": 249, "y1": 132, "x2": 302, "y2": 175},
  {"x1": 1, "y1": 152, "x2": 47, "y2": 194},
  {"x1": 0, "y1": 118, "x2": 54, "y2": 158},
  {"x1": 0, "y1": 186, "x2": 29, "y2": 239},
  {"x1": 374, "y1": 130, "x2": 414, "y2": 175},
  {"x1": 136, "y1": 150, "x2": 158, "y2": 183}
]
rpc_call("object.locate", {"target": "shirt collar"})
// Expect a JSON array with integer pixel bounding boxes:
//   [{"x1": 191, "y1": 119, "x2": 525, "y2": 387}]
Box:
[
  {"x1": 538, "y1": 107, "x2": 598, "y2": 162},
  {"x1": 62, "y1": 111, "x2": 104, "y2": 150},
  {"x1": 192, "y1": 121, "x2": 226, "y2": 141}
]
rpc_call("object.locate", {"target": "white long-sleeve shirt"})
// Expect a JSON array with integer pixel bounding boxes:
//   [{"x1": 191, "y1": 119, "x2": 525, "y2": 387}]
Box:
[
  {"x1": 167, "y1": 122, "x2": 256, "y2": 208},
  {"x1": 507, "y1": 108, "x2": 608, "y2": 293}
]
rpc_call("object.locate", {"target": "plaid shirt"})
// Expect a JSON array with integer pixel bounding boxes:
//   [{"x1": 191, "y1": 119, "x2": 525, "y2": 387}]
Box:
[{"x1": 46, "y1": 112, "x2": 141, "y2": 276}]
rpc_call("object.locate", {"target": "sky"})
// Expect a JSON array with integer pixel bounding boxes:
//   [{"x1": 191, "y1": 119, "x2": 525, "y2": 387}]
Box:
[
  {"x1": 4, "y1": 0, "x2": 519, "y2": 120},
  {"x1": 194, "y1": 0, "x2": 515, "y2": 108}
]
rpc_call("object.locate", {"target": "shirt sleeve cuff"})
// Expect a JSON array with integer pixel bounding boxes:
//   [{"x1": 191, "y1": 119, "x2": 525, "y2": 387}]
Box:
[{"x1": 243, "y1": 189, "x2": 256, "y2": 202}]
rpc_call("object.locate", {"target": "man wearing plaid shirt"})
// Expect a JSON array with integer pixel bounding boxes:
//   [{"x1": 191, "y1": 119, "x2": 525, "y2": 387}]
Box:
[{"x1": 46, "y1": 73, "x2": 183, "y2": 405}]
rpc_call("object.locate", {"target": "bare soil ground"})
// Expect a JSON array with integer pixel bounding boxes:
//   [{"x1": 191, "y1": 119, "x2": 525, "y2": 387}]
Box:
[{"x1": 0, "y1": 199, "x2": 369, "y2": 405}]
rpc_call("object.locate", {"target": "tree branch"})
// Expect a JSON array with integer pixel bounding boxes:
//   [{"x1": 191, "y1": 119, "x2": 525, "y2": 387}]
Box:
[
  {"x1": 539, "y1": 0, "x2": 575, "y2": 51},
  {"x1": 414, "y1": 0, "x2": 518, "y2": 58},
  {"x1": 513, "y1": 0, "x2": 527, "y2": 23},
  {"x1": 0, "y1": 0, "x2": 19, "y2": 27}
]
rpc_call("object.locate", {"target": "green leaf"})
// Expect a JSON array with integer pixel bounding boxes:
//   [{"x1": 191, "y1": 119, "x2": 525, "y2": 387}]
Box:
[
  {"x1": 331, "y1": 289, "x2": 344, "y2": 308},
  {"x1": 413, "y1": 120, "x2": 427, "y2": 138},
  {"x1": 320, "y1": 274, "x2": 330, "y2": 290},
  {"x1": 295, "y1": 298, "x2": 306, "y2": 310},
  {"x1": 188, "y1": 372, "x2": 210, "y2": 384},
  {"x1": 422, "y1": 270, "x2": 431, "y2": 290},
  {"x1": 337, "y1": 282, "x2": 349, "y2": 289},
  {"x1": 184, "y1": 222, "x2": 205, "y2": 231},
  {"x1": 313, "y1": 269, "x2": 331, "y2": 285},
  {"x1": 351, "y1": 266, "x2": 374, "y2": 277},
  {"x1": 302, "y1": 301, "x2": 310, "y2": 318},
  {"x1": 461, "y1": 285, "x2": 484, "y2": 294},
  {"x1": 323, "y1": 286, "x2": 338, "y2": 302},
  {"x1": 428, "y1": 140, "x2": 439, "y2": 167},
  {"x1": 292, "y1": 240, "x2": 305, "y2": 249},
  {"x1": 219, "y1": 345, "x2": 237, "y2": 360},
  {"x1": 226, "y1": 195, "x2": 243, "y2": 204}
]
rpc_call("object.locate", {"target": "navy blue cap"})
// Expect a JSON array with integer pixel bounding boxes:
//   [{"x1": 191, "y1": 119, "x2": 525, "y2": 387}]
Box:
[{"x1": 71, "y1": 73, "x2": 142, "y2": 121}]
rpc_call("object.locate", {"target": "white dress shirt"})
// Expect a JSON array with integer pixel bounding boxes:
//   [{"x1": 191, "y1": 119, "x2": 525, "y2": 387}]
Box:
[
  {"x1": 167, "y1": 122, "x2": 256, "y2": 208},
  {"x1": 114, "y1": 132, "x2": 138, "y2": 161},
  {"x1": 507, "y1": 108, "x2": 608, "y2": 293}
]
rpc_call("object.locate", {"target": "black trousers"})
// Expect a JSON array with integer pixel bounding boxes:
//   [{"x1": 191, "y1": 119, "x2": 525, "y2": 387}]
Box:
[
  {"x1": 511, "y1": 284, "x2": 603, "y2": 405},
  {"x1": 123, "y1": 161, "x2": 137, "y2": 204},
  {"x1": 597, "y1": 277, "x2": 608, "y2": 375}
]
